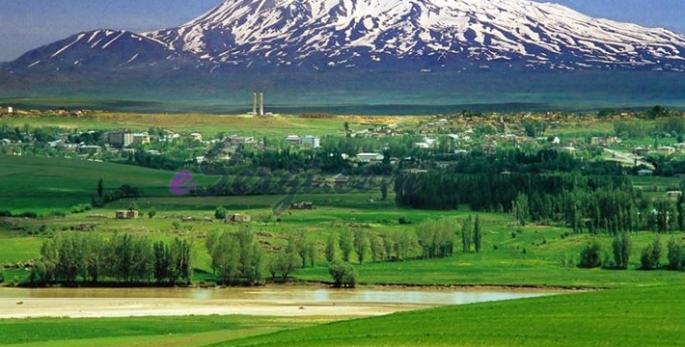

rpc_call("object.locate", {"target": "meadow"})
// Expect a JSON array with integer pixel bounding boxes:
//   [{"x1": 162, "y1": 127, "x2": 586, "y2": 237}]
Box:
[{"x1": 217, "y1": 284, "x2": 685, "y2": 347}]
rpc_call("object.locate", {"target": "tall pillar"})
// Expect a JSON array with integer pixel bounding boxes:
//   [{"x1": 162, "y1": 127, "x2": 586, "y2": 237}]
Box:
[
  {"x1": 259, "y1": 93, "x2": 264, "y2": 116},
  {"x1": 252, "y1": 93, "x2": 257, "y2": 115}
]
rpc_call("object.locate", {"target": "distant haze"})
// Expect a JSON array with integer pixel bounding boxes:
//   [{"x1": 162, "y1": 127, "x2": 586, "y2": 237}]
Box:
[{"x1": 0, "y1": 0, "x2": 683, "y2": 62}]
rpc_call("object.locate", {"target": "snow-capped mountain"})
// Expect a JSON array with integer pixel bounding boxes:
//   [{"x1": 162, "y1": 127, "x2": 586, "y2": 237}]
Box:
[
  {"x1": 4, "y1": 0, "x2": 685, "y2": 73},
  {"x1": 3, "y1": 30, "x2": 196, "y2": 72},
  {"x1": 144, "y1": 0, "x2": 685, "y2": 71}
]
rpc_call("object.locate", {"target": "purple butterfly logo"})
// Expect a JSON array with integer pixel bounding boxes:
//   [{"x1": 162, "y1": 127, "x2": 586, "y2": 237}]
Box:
[{"x1": 169, "y1": 171, "x2": 198, "y2": 196}]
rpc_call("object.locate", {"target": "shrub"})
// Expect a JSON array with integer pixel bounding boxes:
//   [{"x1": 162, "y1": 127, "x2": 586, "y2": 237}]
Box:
[
  {"x1": 641, "y1": 238, "x2": 662, "y2": 270},
  {"x1": 398, "y1": 217, "x2": 411, "y2": 225},
  {"x1": 215, "y1": 206, "x2": 227, "y2": 220},
  {"x1": 17, "y1": 212, "x2": 38, "y2": 219},
  {"x1": 328, "y1": 260, "x2": 357, "y2": 288},
  {"x1": 0, "y1": 210, "x2": 12, "y2": 217},
  {"x1": 47, "y1": 211, "x2": 67, "y2": 218},
  {"x1": 578, "y1": 240, "x2": 602, "y2": 268},
  {"x1": 172, "y1": 221, "x2": 181, "y2": 230},
  {"x1": 667, "y1": 237, "x2": 685, "y2": 270},
  {"x1": 0, "y1": 272, "x2": 4, "y2": 283}
]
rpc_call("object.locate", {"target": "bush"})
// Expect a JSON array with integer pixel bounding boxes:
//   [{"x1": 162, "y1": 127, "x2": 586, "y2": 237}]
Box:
[
  {"x1": 667, "y1": 237, "x2": 685, "y2": 270},
  {"x1": 398, "y1": 217, "x2": 411, "y2": 225},
  {"x1": 47, "y1": 211, "x2": 67, "y2": 218},
  {"x1": 16, "y1": 212, "x2": 38, "y2": 219},
  {"x1": 172, "y1": 221, "x2": 181, "y2": 230},
  {"x1": 0, "y1": 210, "x2": 12, "y2": 217},
  {"x1": 328, "y1": 260, "x2": 357, "y2": 288},
  {"x1": 0, "y1": 272, "x2": 4, "y2": 283},
  {"x1": 578, "y1": 240, "x2": 602, "y2": 268},
  {"x1": 641, "y1": 238, "x2": 662, "y2": 270},
  {"x1": 215, "y1": 206, "x2": 227, "y2": 220}
]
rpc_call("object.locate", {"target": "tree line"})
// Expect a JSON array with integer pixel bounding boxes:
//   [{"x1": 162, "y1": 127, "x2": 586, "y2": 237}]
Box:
[
  {"x1": 31, "y1": 233, "x2": 192, "y2": 286},
  {"x1": 396, "y1": 172, "x2": 685, "y2": 235}
]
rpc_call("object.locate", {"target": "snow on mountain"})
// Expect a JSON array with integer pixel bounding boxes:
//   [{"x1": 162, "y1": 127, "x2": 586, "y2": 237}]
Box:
[
  {"x1": 5, "y1": 0, "x2": 685, "y2": 73},
  {"x1": 143, "y1": 0, "x2": 685, "y2": 71},
  {"x1": 3, "y1": 30, "x2": 194, "y2": 72}
]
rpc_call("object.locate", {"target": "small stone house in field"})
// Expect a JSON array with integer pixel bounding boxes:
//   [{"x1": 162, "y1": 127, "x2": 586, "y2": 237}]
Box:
[
  {"x1": 115, "y1": 210, "x2": 139, "y2": 219},
  {"x1": 290, "y1": 202, "x2": 314, "y2": 210},
  {"x1": 667, "y1": 191, "x2": 683, "y2": 200},
  {"x1": 226, "y1": 213, "x2": 251, "y2": 223}
]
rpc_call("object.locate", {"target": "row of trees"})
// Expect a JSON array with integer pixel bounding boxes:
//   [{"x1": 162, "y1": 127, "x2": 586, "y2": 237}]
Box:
[
  {"x1": 397, "y1": 172, "x2": 685, "y2": 235},
  {"x1": 31, "y1": 233, "x2": 192, "y2": 285},
  {"x1": 579, "y1": 234, "x2": 685, "y2": 270}
]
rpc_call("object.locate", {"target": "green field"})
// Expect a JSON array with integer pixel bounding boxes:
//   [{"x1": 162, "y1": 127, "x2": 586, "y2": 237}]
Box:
[
  {"x1": 217, "y1": 285, "x2": 685, "y2": 347},
  {"x1": 0, "y1": 315, "x2": 334, "y2": 347}
]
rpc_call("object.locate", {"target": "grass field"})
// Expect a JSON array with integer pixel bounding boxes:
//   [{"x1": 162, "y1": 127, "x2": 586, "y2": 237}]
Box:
[
  {"x1": 0, "y1": 113, "x2": 413, "y2": 138},
  {"x1": 217, "y1": 284, "x2": 685, "y2": 347},
  {"x1": 0, "y1": 315, "x2": 335, "y2": 347}
]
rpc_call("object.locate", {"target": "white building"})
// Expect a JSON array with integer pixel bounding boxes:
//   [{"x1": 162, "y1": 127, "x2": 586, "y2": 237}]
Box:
[
  {"x1": 300, "y1": 135, "x2": 320, "y2": 148},
  {"x1": 7, "y1": 107, "x2": 13, "y2": 113},
  {"x1": 190, "y1": 133, "x2": 203, "y2": 141},
  {"x1": 357, "y1": 153, "x2": 384, "y2": 163},
  {"x1": 286, "y1": 135, "x2": 300, "y2": 144}
]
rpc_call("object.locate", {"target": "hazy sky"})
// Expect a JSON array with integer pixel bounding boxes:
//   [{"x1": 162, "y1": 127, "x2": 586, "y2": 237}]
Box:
[{"x1": 0, "y1": 0, "x2": 683, "y2": 62}]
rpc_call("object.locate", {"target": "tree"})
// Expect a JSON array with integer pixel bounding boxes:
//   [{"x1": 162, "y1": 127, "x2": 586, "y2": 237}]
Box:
[
  {"x1": 325, "y1": 232, "x2": 338, "y2": 263},
  {"x1": 381, "y1": 181, "x2": 388, "y2": 201},
  {"x1": 641, "y1": 237, "x2": 662, "y2": 270},
  {"x1": 473, "y1": 216, "x2": 482, "y2": 253},
  {"x1": 290, "y1": 230, "x2": 310, "y2": 268},
  {"x1": 147, "y1": 207, "x2": 156, "y2": 219},
  {"x1": 344, "y1": 122, "x2": 350, "y2": 131},
  {"x1": 578, "y1": 240, "x2": 602, "y2": 268},
  {"x1": 328, "y1": 260, "x2": 357, "y2": 288},
  {"x1": 215, "y1": 206, "x2": 227, "y2": 220},
  {"x1": 382, "y1": 232, "x2": 395, "y2": 261},
  {"x1": 369, "y1": 234, "x2": 383, "y2": 262},
  {"x1": 461, "y1": 216, "x2": 472, "y2": 253},
  {"x1": 353, "y1": 229, "x2": 369, "y2": 264},
  {"x1": 612, "y1": 232, "x2": 631, "y2": 269},
  {"x1": 307, "y1": 241, "x2": 317, "y2": 268},
  {"x1": 339, "y1": 229, "x2": 354, "y2": 262},
  {"x1": 274, "y1": 250, "x2": 299, "y2": 280},
  {"x1": 128, "y1": 202, "x2": 138, "y2": 211},
  {"x1": 667, "y1": 237, "x2": 684, "y2": 270},
  {"x1": 97, "y1": 179, "x2": 104, "y2": 198}
]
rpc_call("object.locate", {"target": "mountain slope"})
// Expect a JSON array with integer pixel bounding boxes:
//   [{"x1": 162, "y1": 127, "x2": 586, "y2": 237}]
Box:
[
  {"x1": 144, "y1": 0, "x2": 685, "y2": 71},
  {"x1": 3, "y1": 29, "x2": 198, "y2": 73},
  {"x1": 3, "y1": 0, "x2": 685, "y2": 74}
]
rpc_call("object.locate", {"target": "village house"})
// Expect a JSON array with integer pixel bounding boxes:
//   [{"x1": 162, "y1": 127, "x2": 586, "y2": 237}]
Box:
[
  {"x1": 286, "y1": 135, "x2": 301, "y2": 144},
  {"x1": 658, "y1": 146, "x2": 676, "y2": 155},
  {"x1": 300, "y1": 135, "x2": 320, "y2": 148},
  {"x1": 356, "y1": 153, "x2": 384, "y2": 163},
  {"x1": 226, "y1": 213, "x2": 251, "y2": 223},
  {"x1": 290, "y1": 202, "x2": 314, "y2": 210},
  {"x1": 638, "y1": 169, "x2": 654, "y2": 176},
  {"x1": 115, "y1": 210, "x2": 139, "y2": 219},
  {"x1": 667, "y1": 191, "x2": 683, "y2": 200},
  {"x1": 131, "y1": 133, "x2": 151, "y2": 145},
  {"x1": 190, "y1": 133, "x2": 203, "y2": 142},
  {"x1": 333, "y1": 173, "x2": 349, "y2": 186},
  {"x1": 78, "y1": 145, "x2": 102, "y2": 154}
]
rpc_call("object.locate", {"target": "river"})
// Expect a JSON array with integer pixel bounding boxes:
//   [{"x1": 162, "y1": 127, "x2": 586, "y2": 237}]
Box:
[{"x1": 0, "y1": 286, "x2": 558, "y2": 319}]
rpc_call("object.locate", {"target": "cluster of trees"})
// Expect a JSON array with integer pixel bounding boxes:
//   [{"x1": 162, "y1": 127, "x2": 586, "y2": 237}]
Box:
[
  {"x1": 31, "y1": 233, "x2": 192, "y2": 286},
  {"x1": 91, "y1": 181, "x2": 144, "y2": 207},
  {"x1": 578, "y1": 235, "x2": 685, "y2": 271},
  {"x1": 397, "y1": 172, "x2": 685, "y2": 236},
  {"x1": 205, "y1": 227, "x2": 264, "y2": 285}
]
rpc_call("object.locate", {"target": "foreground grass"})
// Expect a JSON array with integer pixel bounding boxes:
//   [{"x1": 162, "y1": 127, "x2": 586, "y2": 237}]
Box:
[
  {"x1": 218, "y1": 285, "x2": 685, "y2": 347},
  {"x1": 0, "y1": 315, "x2": 334, "y2": 346}
]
